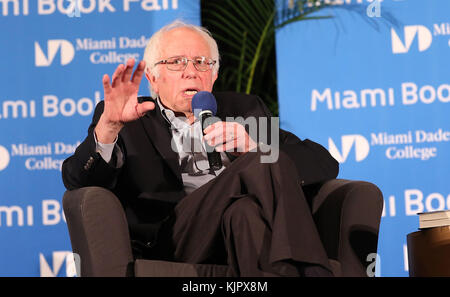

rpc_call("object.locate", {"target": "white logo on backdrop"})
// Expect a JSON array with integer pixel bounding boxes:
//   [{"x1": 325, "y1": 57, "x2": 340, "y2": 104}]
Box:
[
  {"x1": 35, "y1": 40, "x2": 75, "y2": 67},
  {"x1": 328, "y1": 129, "x2": 448, "y2": 163},
  {"x1": 39, "y1": 251, "x2": 80, "y2": 277},
  {"x1": 7, "y1": 141, "x2": 81, "y2": 171},
  {"x1": 391, "y1": 25, "x2": 433, "y2": 54},
  {"x1": 66, "y1": 0, "x2": 81, "y2": 17},
  {"x1": 328, "y1": 135, "x2": 370, "y2": 163},
  {"x1": 0, "y1": 145, "x2": 10, "y2": 171}
]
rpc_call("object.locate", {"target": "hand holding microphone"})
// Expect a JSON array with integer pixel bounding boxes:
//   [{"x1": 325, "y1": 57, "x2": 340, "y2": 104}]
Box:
[
  {"x1": 192, "y1": 92, "x2": 258, "y2": 171},
  {"x1": 192, "y1": 91, "x2": 222, "y2": 170}
]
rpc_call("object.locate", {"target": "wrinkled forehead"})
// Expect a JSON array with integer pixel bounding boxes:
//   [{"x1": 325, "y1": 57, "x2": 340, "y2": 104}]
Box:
[{"x1": 159, "y1": 28, "x2": 212, "y2": 59}]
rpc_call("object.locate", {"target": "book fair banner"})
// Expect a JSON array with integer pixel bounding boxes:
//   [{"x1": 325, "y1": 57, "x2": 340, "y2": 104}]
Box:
[
  {"x1": 275, "y1": 0, "x2": 449, "y2": 276},
  {"x1": 0, "y1": 0, "x2": 200, "y2": 276}
]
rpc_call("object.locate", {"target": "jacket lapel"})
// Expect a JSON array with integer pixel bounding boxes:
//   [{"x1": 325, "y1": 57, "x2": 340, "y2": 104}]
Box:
[{"x1": 137, "y1": 97, "x2": 182, "y2": 182}]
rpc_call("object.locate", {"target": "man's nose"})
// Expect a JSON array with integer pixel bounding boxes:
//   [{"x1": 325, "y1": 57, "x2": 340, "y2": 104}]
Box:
[{"x1": 182, "y1": 60, "x2": 198, "y2": 78}]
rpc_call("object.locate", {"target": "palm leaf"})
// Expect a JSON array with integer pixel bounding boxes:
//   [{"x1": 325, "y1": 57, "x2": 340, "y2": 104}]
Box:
[
  {"x1": 236, "y1": 31, "x2": 247, "y2": 93},
  {"x1": 202, "y1": 0, "x2": 398, "y2": 116},
  {"x1": 246, "y1": 10, "x2": 275, "y2": 94}
]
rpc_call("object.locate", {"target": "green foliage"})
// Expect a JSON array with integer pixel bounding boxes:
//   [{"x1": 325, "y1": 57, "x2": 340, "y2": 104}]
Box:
[
  {"x1": 201, "y1": 0, "x2": 331, "y2": 116},
  {"x1": 201, "y1": 0, "x2": 397, "y2": 116}
]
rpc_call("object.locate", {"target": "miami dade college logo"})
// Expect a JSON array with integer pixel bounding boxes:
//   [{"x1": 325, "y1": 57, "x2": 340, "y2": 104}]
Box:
[
  {"x1": 0, "y1": 145, "x2": 10, "y2": 171},
  {"x1": 35, "y1": 40, "x2": 75, "y2": 67},
  {"x1": 328, "y1": 135, "x2": 370, "y2": 163},
  {"x1": 391, "y1": 25, "x2": 432, "y2": 54},
  {"x1": 39, "y1": 251, "x2": 80, "y2": 277}
]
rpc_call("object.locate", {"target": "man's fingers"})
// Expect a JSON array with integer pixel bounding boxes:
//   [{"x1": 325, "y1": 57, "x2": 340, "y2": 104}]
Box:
[
  {"x1": 204, "y1": 125, "x2": 225, "y2": 146},
  {"x1": 204, "y1": 122, "x2": 237, "y2": 145},
  {"x1": 215, "y1": 139, "x2": 238, "y2": 152},
  {"x1": 140, "y1": 101, "x2": 155, "y2": 113},
  {"x1": 203, "y1": 122, "x2": 219, "y2": 134},
  {"x1": 135, "y1": 101, "x2": 156, "y2": 117},
  {"x1": 204, "y1": 122, "x2": 226, "y2": 139},
  {"x1": 111, "y1": 64, "x2": 125, "y2": 88},
  {"x1": 131, "y1": 60, "x2": 146, "y2": 84},
  {"x1": 122, "y1": 58, "x2": 135, "y2": 82},
  {"x1": 206, "y1": 131, "x2": 235, "y2": 147},
  {"x1": 102, "y1": 74, "x2": 112, "y2": 96}
]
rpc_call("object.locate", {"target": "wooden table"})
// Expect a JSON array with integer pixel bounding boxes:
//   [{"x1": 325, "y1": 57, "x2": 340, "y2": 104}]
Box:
[{"x1": 407, "y1": 226, "x2": 450, "y2": 276}]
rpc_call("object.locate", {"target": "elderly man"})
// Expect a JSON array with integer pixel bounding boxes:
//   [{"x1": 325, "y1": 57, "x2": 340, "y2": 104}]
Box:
[{"x1": 62, "y1": 20, "x2": 339, "y2": 277}]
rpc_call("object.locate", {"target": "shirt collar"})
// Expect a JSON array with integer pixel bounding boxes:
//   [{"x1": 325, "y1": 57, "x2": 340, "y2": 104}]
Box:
[
  {"x1": 156, "y1": 97, "x2": 192, "y2": 131},
  {"x1": 156, "y1": 96, "x2": 203, "y2": 127}
]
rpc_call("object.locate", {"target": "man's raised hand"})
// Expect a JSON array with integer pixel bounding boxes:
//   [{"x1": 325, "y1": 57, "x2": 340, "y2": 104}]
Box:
[{"x1": 96, "y1": 58, "x2": 155, "y2": 143}]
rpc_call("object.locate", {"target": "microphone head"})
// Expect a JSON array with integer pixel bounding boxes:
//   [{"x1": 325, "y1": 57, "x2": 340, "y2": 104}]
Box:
[{"x1": 192, "y1": 91, "x2": 217, "y2": 118}]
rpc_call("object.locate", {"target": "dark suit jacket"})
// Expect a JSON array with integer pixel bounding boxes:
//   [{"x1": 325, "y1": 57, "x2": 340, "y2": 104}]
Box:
[{"x1": 62, "y1": 91, "x2": 338, "y2": 243}]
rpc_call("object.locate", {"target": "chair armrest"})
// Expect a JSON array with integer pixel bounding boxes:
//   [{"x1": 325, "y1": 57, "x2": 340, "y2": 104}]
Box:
[
  {"x1": 63, "y1": 187, "x2": 134, "y2": 277},
  {"x1": 311, "y1": 179, "x2": 383, "y2": 276}
]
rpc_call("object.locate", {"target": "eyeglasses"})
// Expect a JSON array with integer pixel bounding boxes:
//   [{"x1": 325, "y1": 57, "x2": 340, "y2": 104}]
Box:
[{"x1": 154, "y1": 56, "x2": 216, "y2": 72}]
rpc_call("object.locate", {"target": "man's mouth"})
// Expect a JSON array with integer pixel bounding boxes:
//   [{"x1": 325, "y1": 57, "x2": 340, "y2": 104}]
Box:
[{"x1": 183, "y1": 89, "x2": 198, "y2": 96}]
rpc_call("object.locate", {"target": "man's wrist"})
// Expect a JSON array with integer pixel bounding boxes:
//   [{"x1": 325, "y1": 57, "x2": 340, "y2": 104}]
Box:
[
  {"x1": 95, "y1": 115, "x2": 123, "y2": 144},
  {"x1": 93, "y1": 131, "x2": 120, "y2": 165}
]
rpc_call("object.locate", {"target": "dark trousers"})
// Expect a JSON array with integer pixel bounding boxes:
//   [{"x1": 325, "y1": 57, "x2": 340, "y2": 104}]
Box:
[{"x1": 152, "y1": 150, "x2": 332, "y2": 276}]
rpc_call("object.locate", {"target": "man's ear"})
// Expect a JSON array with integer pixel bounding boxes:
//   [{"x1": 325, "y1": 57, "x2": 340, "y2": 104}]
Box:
[
  {"x1": 146, "y1": 70, "x2": 159, "y2": 94},
  {"x1": 212, "y1": 71, "x2": 218, "y2": 87}
]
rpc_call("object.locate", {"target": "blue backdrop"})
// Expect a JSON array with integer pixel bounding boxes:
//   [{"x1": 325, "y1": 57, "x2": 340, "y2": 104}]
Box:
[
  {"x1": 1, "y1": 0, "x2": 448, "y2": 277},
  {"x1": 275, "y1": 0, "x2": 449, "y2": 276},
  {"x1": 0, "y1": 0, "x2": 200, "y2": 276}
]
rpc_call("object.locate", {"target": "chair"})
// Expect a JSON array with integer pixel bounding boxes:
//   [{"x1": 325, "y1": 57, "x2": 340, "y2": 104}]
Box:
[{"x1": 62, "y1": 179, "x2": 383, "y2": 277}]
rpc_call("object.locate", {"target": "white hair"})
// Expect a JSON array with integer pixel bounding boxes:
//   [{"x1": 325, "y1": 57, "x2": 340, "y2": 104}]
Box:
[{"x1": 143, "y1": 20, "x2": 220, "y2": 98}]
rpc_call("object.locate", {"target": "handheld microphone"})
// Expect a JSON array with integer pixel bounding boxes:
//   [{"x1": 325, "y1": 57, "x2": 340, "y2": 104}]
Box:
[{"x1": 192, "y1": 91, "x2": 223, "y2": 171}]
